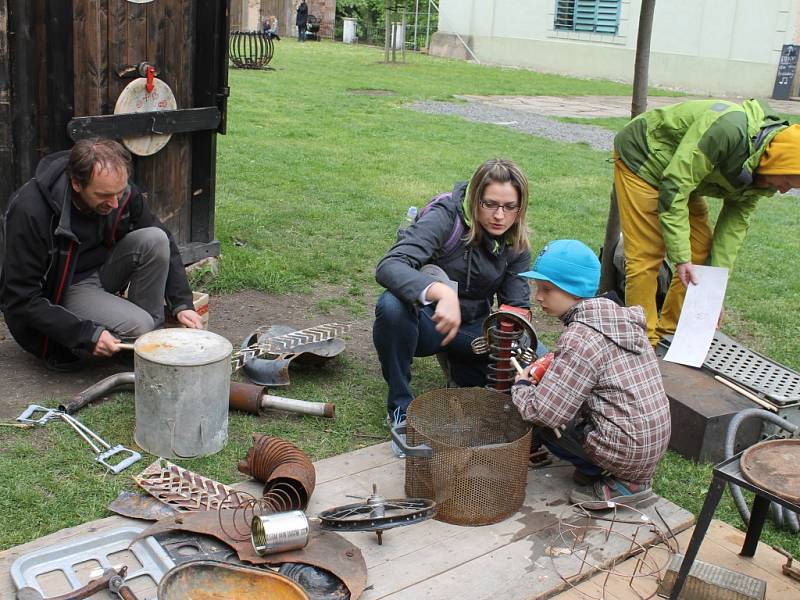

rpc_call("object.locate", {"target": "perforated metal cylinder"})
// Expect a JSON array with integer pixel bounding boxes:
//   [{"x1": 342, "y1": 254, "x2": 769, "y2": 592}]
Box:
[{"x1": 404, "y1": 387, "x2": 531, "y2": 526}]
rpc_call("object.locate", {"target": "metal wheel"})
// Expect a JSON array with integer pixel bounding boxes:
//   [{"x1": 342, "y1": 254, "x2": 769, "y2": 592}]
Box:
[{"x1": 318, "y1": 484, "x2": 436, "y2": 545}]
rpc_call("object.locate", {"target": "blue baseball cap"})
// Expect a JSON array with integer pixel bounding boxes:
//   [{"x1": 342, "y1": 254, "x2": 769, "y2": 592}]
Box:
[{"x1": 520, "y1": 239, "x2": 600, "y2": 298}]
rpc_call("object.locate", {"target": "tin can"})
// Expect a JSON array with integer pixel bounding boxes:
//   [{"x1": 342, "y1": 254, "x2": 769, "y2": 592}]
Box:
[{"x1": 251, "y1": 511, "x2": 310, "y2": 556}]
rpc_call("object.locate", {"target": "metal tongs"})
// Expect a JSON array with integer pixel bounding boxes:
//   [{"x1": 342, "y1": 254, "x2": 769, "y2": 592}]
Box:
[
  {"x1": 15, "y1": 404, "x2": 141, "y2": 474},
  {"x1": 59, "y1": 413, "x2": 141, "y2": 474}
]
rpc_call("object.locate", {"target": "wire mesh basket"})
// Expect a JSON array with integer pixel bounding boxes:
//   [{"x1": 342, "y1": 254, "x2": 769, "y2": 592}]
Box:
[{"x1": 403, "y1": 387, "x2": 531, "y2": 526}]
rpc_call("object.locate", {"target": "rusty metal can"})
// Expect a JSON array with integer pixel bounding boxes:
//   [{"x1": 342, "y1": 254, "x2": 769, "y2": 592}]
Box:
[{"x1": 251, "y1": 511, "x2": 310, "y2": 556}]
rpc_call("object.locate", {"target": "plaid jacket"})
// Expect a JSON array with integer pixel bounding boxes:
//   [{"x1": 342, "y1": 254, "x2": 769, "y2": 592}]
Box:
[{"x1": 511, "y1": 298, "x2": 671, "y2": 484}]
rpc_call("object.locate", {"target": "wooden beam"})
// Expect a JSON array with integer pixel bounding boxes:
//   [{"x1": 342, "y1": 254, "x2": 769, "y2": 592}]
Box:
[
  {"x1": 190, "y1": 0, "x2": 229, "y2": 248},
  {"x1": 0, "y1": 0, "x2": 14, "y2": 212},
  {"x1": 67, "y1": 107, "x2": 221, "y2": 140},
  {"x1": 7, "y1": 0, "x2": 38, "y2": 193},
  {"x1": 44, "y1": 0, "x2": 74, "y2": 154}
]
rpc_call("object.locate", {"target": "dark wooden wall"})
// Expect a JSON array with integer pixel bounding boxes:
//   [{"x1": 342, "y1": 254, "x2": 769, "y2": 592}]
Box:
[
  {"x1": 0, "y1": 1, "x2": 12, "y2": 210},
  {"x1": 1, "y1": 0, "x2": 229, "y2": 263}
]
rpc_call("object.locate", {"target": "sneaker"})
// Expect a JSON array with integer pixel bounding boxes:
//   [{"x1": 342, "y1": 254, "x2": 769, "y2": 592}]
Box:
[
  {"x1": 569, "y1": 476, "x2": 653, "y2": 510},
  {"x1": 387, "y1": 407, "x2": 407, "y2": 459}
]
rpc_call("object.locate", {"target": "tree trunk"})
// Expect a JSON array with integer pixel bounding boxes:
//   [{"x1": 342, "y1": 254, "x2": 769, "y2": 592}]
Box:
[
  {"x1": 599, "y1": 0, "x2": 657, "y2": 294},
  {"x1": 631, "y1": 0, "x2": 657, "y2": 119}
]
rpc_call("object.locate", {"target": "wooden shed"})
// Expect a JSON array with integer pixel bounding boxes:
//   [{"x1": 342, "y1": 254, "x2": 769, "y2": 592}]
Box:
[
  {"x1": 0, "y1": 0, "x2": 231, "y2": 264},
  {"x1": 229, "y1": 0, "x2": 335, "y2": 39}
]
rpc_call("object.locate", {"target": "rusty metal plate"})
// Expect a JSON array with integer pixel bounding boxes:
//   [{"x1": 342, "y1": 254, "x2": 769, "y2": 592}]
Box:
[
  {"x1": 134, "y1": 458, "x2": 251, "y2": 512},
  {"x1": 740, "y1": 439, "x2": 800, "y2": 504},
  {"x1": 108, "y1": 491, "x2": 178, "y2": 521}
]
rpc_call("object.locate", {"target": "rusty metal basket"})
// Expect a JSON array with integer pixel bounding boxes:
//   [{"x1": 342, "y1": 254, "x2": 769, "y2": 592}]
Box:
[{"x1": 395, "y1": 387, "x2": 531, "y2": 526}]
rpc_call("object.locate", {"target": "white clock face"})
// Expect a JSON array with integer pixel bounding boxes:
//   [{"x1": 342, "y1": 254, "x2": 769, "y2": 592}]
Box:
[{"x1": 127, "y1": 0, "x2": 155, "y2": 4}]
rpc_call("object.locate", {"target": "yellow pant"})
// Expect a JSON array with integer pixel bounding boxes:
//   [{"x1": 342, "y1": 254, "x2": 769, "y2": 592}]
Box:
[{"x1": 613, "y1": 156, "x2": 713, "y2": 346}]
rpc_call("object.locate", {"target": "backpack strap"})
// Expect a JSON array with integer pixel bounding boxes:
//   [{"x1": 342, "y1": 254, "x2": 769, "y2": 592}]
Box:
[{"x1": 419, "y1": 191, "x2": 465, "y2": 258}]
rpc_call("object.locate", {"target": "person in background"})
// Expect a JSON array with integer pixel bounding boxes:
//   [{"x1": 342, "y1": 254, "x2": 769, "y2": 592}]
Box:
[
  {"x1": 296, "y1": 0, "x2": 308, "y2": 42},
  {"x1": 264, "y1": 15, "x2": 280, "y2": 40},
  {"x1": 613, "y1": 99, "x2": 800, "y2": 346},
  {"x1": 0, "y1": 138, "x2": 201, "y2": 370},
  {"x1": 511, "y1": 240, "x2": 671, "y2": 510},
  {"x1": 373, "y1": 158, "x2": 540, "y2": 456}
]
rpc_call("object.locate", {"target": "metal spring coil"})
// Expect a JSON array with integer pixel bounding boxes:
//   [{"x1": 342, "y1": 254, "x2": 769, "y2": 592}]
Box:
[{"x1": 485, "y1": 323, "x2": 523, "y2": 391}]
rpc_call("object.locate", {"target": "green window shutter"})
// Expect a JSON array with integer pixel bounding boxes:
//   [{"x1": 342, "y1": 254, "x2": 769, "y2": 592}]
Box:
[
  {"x1": 574, "y1": 0, "x2": 620, "y2": 34},
  {"x1": 595, "y1": 0, "x2": 621, "y2": 34},
  {"x1": 554, "y1": 0, "x2": 575, "y2": 31},
  {"x1": 574, "y1": 0, "x2": 598, "y2": 31}
]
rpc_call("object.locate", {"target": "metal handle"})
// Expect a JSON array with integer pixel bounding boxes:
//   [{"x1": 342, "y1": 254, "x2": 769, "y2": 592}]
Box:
[
  {"x1": 60, "y1": 414, "x2": 103, "y2": 454},
  {"x1": 16, "y1": 404, "x2": 61, "y2": 425},
  {"x1": 96, "y1": 445, "x2": 142, "y2": 474},
  {"x1": 390, "y1": 423, "x2": 432, "y2": 458},
  {"x1": 61, "y1": 413, "x2": 111, "y2": 450}
]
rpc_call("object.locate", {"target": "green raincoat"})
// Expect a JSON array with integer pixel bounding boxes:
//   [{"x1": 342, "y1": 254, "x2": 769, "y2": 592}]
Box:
[{"x1": 614, "y1": 99, "x2": 786, "y2": 269}]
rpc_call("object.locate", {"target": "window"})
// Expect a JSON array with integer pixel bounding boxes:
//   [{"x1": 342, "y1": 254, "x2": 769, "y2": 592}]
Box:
[{"x1": 554, "y1": 0, "x2": 621, "y2": 35}]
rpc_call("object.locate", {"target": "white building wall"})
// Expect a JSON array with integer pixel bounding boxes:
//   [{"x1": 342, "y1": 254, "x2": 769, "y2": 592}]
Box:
[{"x1": 433, "y1": 0, "x2": 800, "y2": 97}]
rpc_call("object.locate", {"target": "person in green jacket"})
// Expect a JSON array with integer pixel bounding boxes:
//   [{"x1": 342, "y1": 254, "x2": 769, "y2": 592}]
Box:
[{"x1": 613, "y1": 99, "x2": 800, "y2": 346}]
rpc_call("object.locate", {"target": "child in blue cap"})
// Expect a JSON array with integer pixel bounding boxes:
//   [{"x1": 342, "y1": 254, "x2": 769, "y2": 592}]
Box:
[{"x1": 511, "y1": 239, "x2": 671, "y2": 510}]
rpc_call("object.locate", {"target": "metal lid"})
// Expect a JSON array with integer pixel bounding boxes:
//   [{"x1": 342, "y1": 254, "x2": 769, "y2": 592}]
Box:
[{"x1": 134, "y1": 329, "x2": 232, "y2": 366}]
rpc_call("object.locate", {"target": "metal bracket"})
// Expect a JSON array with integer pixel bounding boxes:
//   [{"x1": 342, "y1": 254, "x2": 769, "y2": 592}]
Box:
[
  {"x1": 97, "y1": 445, "x2": 143, "y2": 475},
  {"x1": 16, "y1": 405, "x2": 61, "y2": 425}
]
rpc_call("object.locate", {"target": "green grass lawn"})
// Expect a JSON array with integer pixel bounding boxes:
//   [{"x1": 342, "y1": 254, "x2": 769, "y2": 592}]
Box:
[{"x1": 2, "y1": 41, "x2": 800, "y2": 557}]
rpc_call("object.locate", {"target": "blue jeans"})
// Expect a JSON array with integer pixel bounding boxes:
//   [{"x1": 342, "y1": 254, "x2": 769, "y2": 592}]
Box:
[
  {"x1": 373, "y1": 291, "x2": 545, "y2": 415},
  {"x1": 373, "y1": 291, "x2": 488, "y2": 415},
  {"x1": 535, "y1": 419, "x2": 603, "y2": 477}
]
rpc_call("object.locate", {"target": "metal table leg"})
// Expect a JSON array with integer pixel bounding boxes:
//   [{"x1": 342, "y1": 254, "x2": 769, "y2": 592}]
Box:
[
  {"x1": 668, "y1": 475, "x2": 726, "y2": 600},
  {"x1": 740, "y1": 493, "x2": 770, "y2": 557}
]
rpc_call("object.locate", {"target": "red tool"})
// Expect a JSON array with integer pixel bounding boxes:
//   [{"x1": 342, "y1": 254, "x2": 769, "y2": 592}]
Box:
[
  {"x1": 145, "y1": 65, "x2": 155, "y2": 93},
  {"x1": 529, "y1": 352, "x2": 554, "y2": 383}
]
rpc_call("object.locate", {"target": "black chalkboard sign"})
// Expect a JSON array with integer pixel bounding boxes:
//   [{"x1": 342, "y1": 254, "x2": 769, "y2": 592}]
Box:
[{"x1": 773, "y1": 44, "x2": 800, "y2": 100}]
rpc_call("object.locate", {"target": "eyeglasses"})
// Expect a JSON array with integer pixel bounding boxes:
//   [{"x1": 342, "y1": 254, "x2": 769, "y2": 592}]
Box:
[{"x1": 479, "y1": 199, "x2": 520, "y2": 214}]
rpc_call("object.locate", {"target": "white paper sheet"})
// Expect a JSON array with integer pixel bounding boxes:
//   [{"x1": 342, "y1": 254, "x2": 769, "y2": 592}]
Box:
[{"x1": 663, "y1": 265, "x2": 729, "y2": 367}]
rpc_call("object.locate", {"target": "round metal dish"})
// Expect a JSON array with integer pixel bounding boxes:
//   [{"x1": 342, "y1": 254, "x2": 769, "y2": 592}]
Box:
[{"x1": 740, "y1": 439, "x2": 800, "y2": 504}]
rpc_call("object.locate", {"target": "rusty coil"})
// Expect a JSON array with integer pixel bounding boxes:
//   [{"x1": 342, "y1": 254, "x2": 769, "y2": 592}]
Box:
[{"x1": 238, "y1": 434, "x2": 316, "y2": 510}]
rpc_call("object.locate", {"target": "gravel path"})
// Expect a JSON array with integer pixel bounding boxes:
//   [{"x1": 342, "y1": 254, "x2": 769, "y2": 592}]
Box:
[{"x1": 406, "y1": 100, "x2": 615, "y2": 151}]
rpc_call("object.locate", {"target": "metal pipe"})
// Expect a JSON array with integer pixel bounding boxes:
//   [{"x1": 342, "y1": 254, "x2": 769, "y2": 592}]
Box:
[
  {"x1": 263, "y1": 394, "x2": 334, "y2": 418},
  {"x1": 425, "y1": 0, "x2": 431, "y2": 51},
  {"x1": 60, "y1": 372, "x2": 135, "y2": 414},
  {"x1": 228, "y1": 382, "x2": 334, "y2": 418},
  {"x1": 413, "y1": 0, "x2": 419, "y2": 51},
  {"x1": 238, "y1": 433, "x2": 316, "y2": 510}
]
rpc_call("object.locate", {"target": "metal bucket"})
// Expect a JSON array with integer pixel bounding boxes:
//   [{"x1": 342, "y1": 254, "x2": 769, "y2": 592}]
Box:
[
  {"x1": 134, "y1": 329, "x2": 232, "y2": 458},
  {"x1": 395, "y1": 387, "x2": 531, "y2": 526}
]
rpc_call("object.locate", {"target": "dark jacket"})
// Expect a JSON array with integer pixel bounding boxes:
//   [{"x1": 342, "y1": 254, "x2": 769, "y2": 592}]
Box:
[
  {"x1": 0, "y1": 151, "x2": 193, "y2": 363},
  {"x1": 375, "y1": 182, "x2": 531, "y2": 323},
  {"x1": 511, "y1": 298, "x2": 671, "y2": 484},
  {"x1": 296, "y1": 2, "x2": 308, "y2": 27}
]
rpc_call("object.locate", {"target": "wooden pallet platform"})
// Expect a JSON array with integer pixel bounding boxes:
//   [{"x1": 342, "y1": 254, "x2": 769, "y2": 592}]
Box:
[
  {"x1": 1, "y1": 442, "x2": 695, "y2": 599},
  {"x1": 556, "y1": 519, "x2": 800, "y2": 599}
]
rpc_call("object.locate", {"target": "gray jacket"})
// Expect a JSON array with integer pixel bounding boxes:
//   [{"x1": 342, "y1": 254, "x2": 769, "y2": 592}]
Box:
[{"x1": 375, "y1": 182, "x2": 531, "y2": 323}]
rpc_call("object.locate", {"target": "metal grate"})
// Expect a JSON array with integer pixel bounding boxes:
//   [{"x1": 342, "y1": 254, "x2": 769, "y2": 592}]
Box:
[{"x1": 703, "y1": 333, "x2": 800, "y2": 405}]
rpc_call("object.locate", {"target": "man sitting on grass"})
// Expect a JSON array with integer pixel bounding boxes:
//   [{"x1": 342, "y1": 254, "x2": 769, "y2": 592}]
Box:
[{"x1": 511, "y1": 239, "x2": 671, "y2": 510}]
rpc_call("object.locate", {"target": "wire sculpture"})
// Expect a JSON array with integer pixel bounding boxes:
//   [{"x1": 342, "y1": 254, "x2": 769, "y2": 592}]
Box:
[{"x1": 547, "y1": 502, "x2": 680, "y2": 600}]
